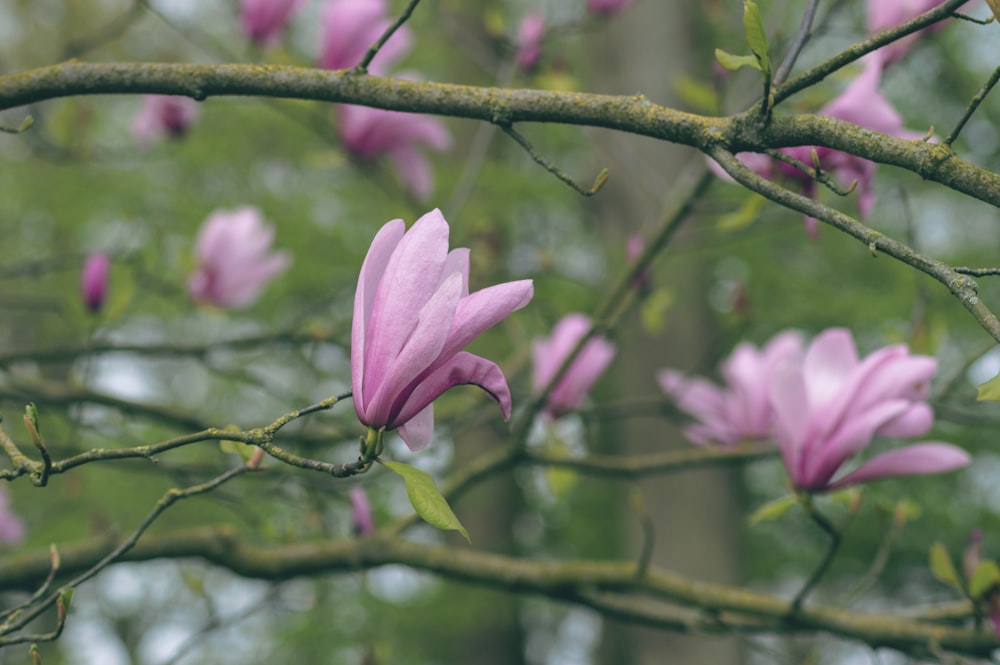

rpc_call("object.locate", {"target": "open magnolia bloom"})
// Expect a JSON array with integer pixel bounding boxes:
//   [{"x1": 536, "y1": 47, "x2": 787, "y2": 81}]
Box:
[
  {"x1": 351, "y1": 209, "x2": 533, "y2": 451},
  {"x1": 659, "y1": 331, "x2": 803, "y2": 447},
  {"x1": 771, "y1": 328, "x2": 969, "y2": 491},
  {"x1": 532, "y1": 314, "x2": 616, "y2": 419}
]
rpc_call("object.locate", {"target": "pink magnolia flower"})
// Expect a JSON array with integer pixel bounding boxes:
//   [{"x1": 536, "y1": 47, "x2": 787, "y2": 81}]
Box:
[
  {"x1": 867, "y1": 0, "x2": 966, "y2": 65},
  {"x1": 187, "y1": 207, "x2": 291, "y2": 309},
  {"x1": 714, "y1": 54, "x2": 924, "y2": 236},
  {"x1": 659, "y1": 331, "x2": 803, "y2": 447},
  {"x1": 516, "y1": 11, "x2": 546, "y2": 71},
  {"x1": 132, "y1": 95, "x2": 199, "y2": 147},
  {"x1": 318, "y1": 0, "x2": 412, "y2": 73},
  {"x1": 532, "y1": 314, "x2": 616, "y2": 418},
  {"x1": 337, "y1": 99, "x2": 452, "y2": 201},
  {"x1": 352, "y1": 209, "x2": 533, "y2": 451},
  {"x1": 0, "y1": 487, "x2": 24, "y2": 547},
  {"x1": 81, "y1": 251, "x2": 110, "y2": 313},
  {"x1": 240, "y1": 0, "x2": 303, "y2": 46},
  {"x1": 587, "y1": 0, "x2": 634, "y2": 16},
  {"x1": 770, "y1": 328, "x2": 969, "y2": 491},
  {"x1": 349, "y1": 486, "x2": 375, "y2": 536}
]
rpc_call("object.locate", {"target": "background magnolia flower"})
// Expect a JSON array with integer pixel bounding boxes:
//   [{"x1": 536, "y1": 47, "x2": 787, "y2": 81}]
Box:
[
  {"x1": 659, "y1": 331, "x2": 803, "y2": 447},
  {"x1": 770, "y1": 327, "x2": 969, "y2": 491},
  {"x1": 587, "y1": 0, "x2": 633, "y2": 16},
  {"x1": 349, "y1": 487, "x2": 374, "y2": 536},
  {"x1": 351, "y1": 209, "x2": 533, "y2": 451},
  {"x1": 532, "y1": 314, "x2": 616, "y2": 418},
  {"x1": 240, "y1": 0, "x2": 303, "y2": 46},
  {"x1": 187, "y1": 207, "x2": 291, "y2": 309},
  {"x1": 711, "y1": 53, "x2": 923, "y2": 236},
  {"x1": 132, "y1": 95, "x2": 199, "y2": 147},
  {"x1": 0, "y1": 487, "x2": 24, "y2": 547},
  {"x1": 337, "y1": 100, "x2": 452, "y2": 201},
  {"x1": 867, "y1": 0, "x2": 965, "y2": 65},
  {"x1": 318, "y1": 0, "x2": 412, "y2": 73},
  {"x1": 516, "y1": 11, "x2": 545, "y2": 71},
  {"x1": 81, "y1": 251, "x2": 110, "y2": 313}
]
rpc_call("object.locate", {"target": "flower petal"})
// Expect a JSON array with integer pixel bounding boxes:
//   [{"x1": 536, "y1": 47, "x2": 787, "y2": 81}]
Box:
[
  {"x1": 397, "y1": 403, "x2": 435, "y2": 451},
  {"x1": 392, "y1": 351, "x2": 513, "y2": 426},
  {"x1": 351, "y1": 218, "x2": 406, "y2": 411},
  {"x1": 827, "y1": 443, "x2": 970, "y2": 490}
]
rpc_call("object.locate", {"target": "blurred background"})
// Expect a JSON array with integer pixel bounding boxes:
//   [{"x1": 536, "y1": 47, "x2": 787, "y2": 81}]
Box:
[{"x1": 1, "y1": 0, "x2": 1000, "y2": 663}]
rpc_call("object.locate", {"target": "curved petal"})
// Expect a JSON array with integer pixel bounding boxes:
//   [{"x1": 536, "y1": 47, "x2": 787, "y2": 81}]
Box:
[
  {"x1": 397, "y1": 403, "x2": 434, "y2": 451},
  {"x1": 770, "y1": 363, "x2": 811, "y2": 481},
  {"x1": 438, "y1": 280, "x2": 534, "y2": 364},
  {"x1": 547, "y1": 335, "x2": 616, "y2": 415},
  {"x1": 827, "y1": 443, "x2": 970, "y2": 490},
  {"x1": 876, "y1": 402, "x2": 934, "y2": 438},
  {"x1": 389, "y1": 146, "x2": 432, "y2": 201},
  {"x1": 363, "y1": 210, "x2": 450, "y2": 398},
  {"x1": 352, "y1": 218, "x2": 406, "y2": 411},
  {"x1": 364, "y1": 272, "x2": 463, "y2": 426},
  {"x1": 392, "y1": 351, "x2": 512, "y2": 426}
]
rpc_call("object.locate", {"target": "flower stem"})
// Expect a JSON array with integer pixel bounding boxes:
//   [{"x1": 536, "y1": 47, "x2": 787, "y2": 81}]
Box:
[{"x1": 789, "y1": 499, "x2": 842, "y2": 614}]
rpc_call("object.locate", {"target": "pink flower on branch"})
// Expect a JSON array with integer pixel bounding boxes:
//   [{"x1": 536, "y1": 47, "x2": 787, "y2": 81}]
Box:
[
  {"x1": 659, "y1": 331, "x2": 803, "y2": 447},
  {"x1": 533, "y1": 314, "x2": 616, "y2": 418},
  {"x1": 132, "y1": 95, "x2": 199, "y2": 147},
  {"x1": 318, "y1": 0, "x2": 412, "y2": 73},
  {"x1": 187, "y1": 207, "x2": 290, "y2": 309},
  {"x1": 351, "y1": 209, "x2": 533, "y2": 451},
  {"x1": 349, "y1": 487, "x2": 374, "y2": 536},
  {"x1": 337, "y1": 101, "x2": 452, "y2": 201},
  {"x1": 240, "y1": 0, "x2": 303, "y2": 46},
  {"x1": 80, "y1": 251, "x2": 110, "y2": 313},
  {"x1": 516, "y1": 11, "x2": 546, "y2": 71},
  {"x1": 771, "y1": 328, "x2": 969, "y2": 491},
  {"x1": 867, "y1": 0, "x2": 967, "y2": 65}
]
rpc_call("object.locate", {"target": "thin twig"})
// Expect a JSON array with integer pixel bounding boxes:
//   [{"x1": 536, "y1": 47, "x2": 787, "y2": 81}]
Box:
[
  {"x1": 773, "y1": 0, "x2": 822, "y2": 85},
  {"x1": 953, "y1": 266, "x2": 1000, "y2": 277},
  {"x1": 499, "y1": 123, "x2": 608, "y2": 196},
  {"x1": 790, "y1": 503, "x2": 842, "y2": 613},
  {"x1": 764, "y1": 148, "x2": 857, "y2": 196},
  {"x1": 945, "y1": 66, "x2": 1000, "y2": 146},
  {"x1": 357, "y1": 0, "x2": 422, "y2": 71}
]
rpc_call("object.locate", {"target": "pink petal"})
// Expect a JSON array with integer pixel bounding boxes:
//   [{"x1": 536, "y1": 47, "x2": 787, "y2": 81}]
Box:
[
  {"x1": 827, "y1": 443, "x2": 970, "y2": 490},
  {"x1": 392, "y1": 351, "x2": 513, "y2": 427},
  {"x1": 397, "y1": 403, "x2": 434, "y2": 451},
  {"x1": 363, "y1": 210, "x2": 450, "y2": 400},
  {"x1": 351, "y1": 218, "x2": 406, "y2": 411}
]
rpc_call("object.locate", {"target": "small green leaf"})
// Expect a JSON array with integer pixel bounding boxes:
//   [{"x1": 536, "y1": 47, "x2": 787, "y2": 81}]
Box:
[
  {"x1": 977, "y1": 372, "x2": 1000, "y2": 401},
  {"x1": 714, "y1": 48, "x2": 762, "y2": 72},
  {"x1": 742, "y1": 0, "x2": 770, "y2": 74},
  {"x1": 748, "y1": 494, "x2": 797, "y2": 526},
  {"x1": 929, "y1": 542, "x2": 963, "y2": 591},
  {"x1": 382, "y1": 461, "x2": 470, "y2": 542},
  {"x1": 639, "y1": 287, "x2": 674, "y2": 335},
  {"x1": 969, "y1": 560, "x2": 1000, "y2": 598},
  {"x1": 673, "y1": 76, "x2": 719, "y2": 114},
  {"x1": 717, "y1": 193, "x2": 766, "y2": 231}
]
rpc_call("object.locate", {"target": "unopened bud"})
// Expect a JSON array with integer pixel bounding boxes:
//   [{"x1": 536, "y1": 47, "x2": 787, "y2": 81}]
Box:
[{"x1": 80, "y1": 252, "x2": 110, "y2": 313}]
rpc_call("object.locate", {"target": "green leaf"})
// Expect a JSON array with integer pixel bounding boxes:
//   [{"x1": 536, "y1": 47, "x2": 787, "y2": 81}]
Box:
[
  {"x1": 929, "y1": 542, "x2": 963, "y2": 591},
  {"x1": 673, "y1": 76, "x2": 719, "y2": 114},
  {"x1": 977, "y1": 372, "x2": 1000, "y2": 401},
  {"x1": 382, "y1": 461, "x2": 470, "y2": 543},
  {"x1": 969, "y1": 560, "x2": 1000, "y2": 598},
  {"x1": 714, "y1": 48, "x2": 762, "y2": 72},
  {"x1": 640, "y1": 287, "x2": 674, "y2": 335},
  {"x1": 748, "y1": 494, "x2": 797, "y2": 526},
  {"x1": 742, "y1": 0, "x2": 770, "y2": 74}
]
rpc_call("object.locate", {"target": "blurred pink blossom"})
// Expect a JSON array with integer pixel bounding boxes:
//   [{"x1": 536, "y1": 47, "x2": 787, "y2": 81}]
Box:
[
  {"x1": 81, "y1": 251, "x2": 110, "y2": 313},
  {"x1": 0, "y1": 487, "x2": 24, "y2": 547},
  {"x1": 351, "y1": 209, "x2": 533, "y2": 451},
  {"x1": 132, "y1": 95, "x2": 199, "y2": 147},
  {"x1": 867, "y1": 0, "x2": 966, "y2": 65},
  {"x1": 350, "y1": 487, "x2": 375, "y2": 536},
  {"x1": 516, "y1": 11, "x2": 546, "y2": 71},
  {"x1": 240, "y1": 0, "x2": 303, "y2": 45},
  {"x1": 712, "y1": 54, "x2": 924, "y2": 236},
  {"x1": 770, "y1": 328, "x2": 968, "y2": 491},
  {"x1": 533, "y1": 314, "x2": 616, "y2": 418},
  {"x1": 659, "y1": 331, "x2": 803, "y2": 447},
  {"x1": 188, "y1": 207, "x2": 290, "y2": 309},
  {"x1": 318, "y1": 0, "x2": 411, "y2": 73},
  {"x1": 587, "y1": 0, "x2": 634, "y2": 16},
  {"x1": 337, "y1": 97, "x2": 452, "y2": 201}
]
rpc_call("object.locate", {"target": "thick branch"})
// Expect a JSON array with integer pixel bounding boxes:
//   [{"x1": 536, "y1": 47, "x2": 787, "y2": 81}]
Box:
[
  {"x1": 2, "y1": 63, "x2": 999, "y2": 210},
  {"x1": 0, "y1": 526, "x2": 992, "y2": 657}
]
